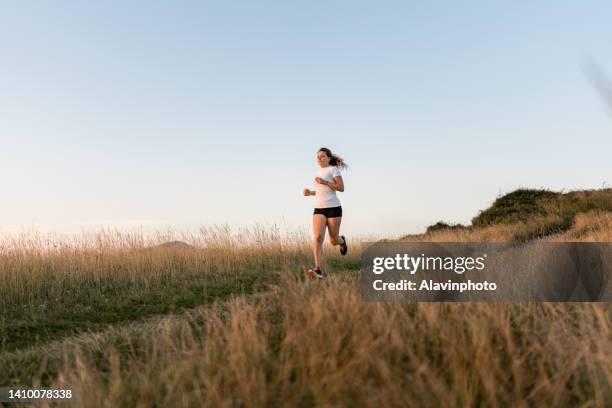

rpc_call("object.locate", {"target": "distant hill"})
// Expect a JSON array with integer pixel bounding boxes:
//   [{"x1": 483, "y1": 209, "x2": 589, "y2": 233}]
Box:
[
  {"x1": 471, "y1": 188, "x2": 611, "y2": 227},
  {"x1": 405, "y1": 188, "x2": 612, "y2": 242},
  {"x1": 152, "y1": 240, "x2": 196, "y2": 250}
]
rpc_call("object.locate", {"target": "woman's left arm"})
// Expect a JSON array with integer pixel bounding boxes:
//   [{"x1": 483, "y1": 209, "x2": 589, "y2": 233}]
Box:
[{"x1": 316, "y1": 176, "x2": 344, "y2": 192}]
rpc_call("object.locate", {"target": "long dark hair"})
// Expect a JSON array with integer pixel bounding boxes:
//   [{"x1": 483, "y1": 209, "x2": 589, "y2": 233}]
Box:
[{"x1": 318, "y1": 147, "x2": 348, "y2": 170}]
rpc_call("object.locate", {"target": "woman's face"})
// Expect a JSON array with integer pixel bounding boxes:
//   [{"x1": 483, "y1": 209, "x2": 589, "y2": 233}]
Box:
[{"x1": 316, "y1": 150, "x2": 330, "y2": 167}]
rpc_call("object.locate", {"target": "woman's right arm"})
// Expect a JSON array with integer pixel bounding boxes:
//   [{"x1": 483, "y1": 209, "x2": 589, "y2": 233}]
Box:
[{"x1": 303, "y1": 188, "x2": 315, "y2": 196}]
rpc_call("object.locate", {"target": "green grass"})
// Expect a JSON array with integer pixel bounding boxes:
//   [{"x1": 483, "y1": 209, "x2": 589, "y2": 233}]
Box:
[
  {"x1": 471, "y1": 188, "x2": 559, "y2": 226},
  {"x1": 419, "y1": 188, "x2": 612, "y2": 241},
  {"x1": 471, "y1": 188, "x2": 612, "y2": 227},
  {"x1": 0, "y1": 271, "x2": 281, "y2": 385},
  {"x1": 0, "y1": 269, "x2": 278, "y2": 352},
  {"x1": 510, "y1": 216, "x2": 575, "y2": 243},
  {"x1": 0, "y1": 247, "x2": 310, "y2": 353},
  {"x1": 425, "y1": 221, "x2": 467, "y2": 234},
  {"x1": 0, "y1": 252, "x2": 361, "y2": 386}
]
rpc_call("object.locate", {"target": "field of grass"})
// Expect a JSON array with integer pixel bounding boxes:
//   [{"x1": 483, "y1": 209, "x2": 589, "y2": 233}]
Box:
[
  {"x1": 1, "y1": 188, "x2": 611, "y2": 407},
  {"x1": 0, "y1": 225, "x2": 360, "y2": 389}
]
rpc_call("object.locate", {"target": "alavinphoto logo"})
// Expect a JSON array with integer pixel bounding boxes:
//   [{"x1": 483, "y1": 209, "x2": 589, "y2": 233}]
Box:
[
  {"x1": 361, "y1": 242, "x2": 612, "y2": 302},
  {"x1": 372, "y1": 278, "x2": 497, "y2": 292}
]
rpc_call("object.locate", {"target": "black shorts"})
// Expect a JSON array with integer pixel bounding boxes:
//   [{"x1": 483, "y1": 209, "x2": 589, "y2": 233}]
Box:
[{"x1": 313, "y1": 206, "x2": 342, "y2": 218}]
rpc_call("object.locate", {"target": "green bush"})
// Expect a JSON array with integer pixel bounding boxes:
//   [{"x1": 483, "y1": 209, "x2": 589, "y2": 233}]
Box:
[
  {"x1": 471, "y1": 189, "x2": 558, "y2": 227},
  {"x1": 425, "y1": 221, "x2": 467, "y2": 234}
]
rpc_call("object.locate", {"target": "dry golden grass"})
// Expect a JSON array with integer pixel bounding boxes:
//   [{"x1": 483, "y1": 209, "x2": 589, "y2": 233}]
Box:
[
  {"x1": 402, "y1": 210, "x2": 612, "y2": 243},
  {"x1": 49, "y1": 272, "x2": 611, "y2": 407},
  {"x1": 2, "y1": 204, "x2": 611, "y2": 407},
  {"x1": 555, "y1": 211, "x2": 612, "y2": 242},
  {"x1": 401, "y1": 221, "x2": 521, "y2": 242},
  {"x1": 0, "y1": 225, "x2": 315, "y2": 313}
]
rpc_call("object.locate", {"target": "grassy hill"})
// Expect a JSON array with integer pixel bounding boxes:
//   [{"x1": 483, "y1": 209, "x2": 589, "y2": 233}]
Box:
[
  {"x1": 0, "y1": 188, "x2": 610, "y2": 407},
  {"x1": 407, "y1": 187, "x2": 612, "y2": 243}
]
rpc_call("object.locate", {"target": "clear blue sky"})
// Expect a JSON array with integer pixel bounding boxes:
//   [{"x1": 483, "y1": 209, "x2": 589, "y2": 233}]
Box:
[{"x1": 1, "y1": 1, "x2": 611, "y2": 237}]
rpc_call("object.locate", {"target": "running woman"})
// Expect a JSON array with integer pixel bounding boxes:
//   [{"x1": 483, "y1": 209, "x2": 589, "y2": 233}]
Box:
[{"x1": 303, "y1": 147, "x2": 348, "y2": 279}]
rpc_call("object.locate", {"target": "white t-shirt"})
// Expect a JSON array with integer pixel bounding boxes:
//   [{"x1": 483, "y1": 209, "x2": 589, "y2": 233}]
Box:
[{"x1": 313, "y1": 166, "x2": 342, "y2": 208}]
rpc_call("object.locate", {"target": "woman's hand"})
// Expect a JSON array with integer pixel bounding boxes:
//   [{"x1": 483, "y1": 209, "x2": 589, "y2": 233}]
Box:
[
  {"x1": 303, "y1": 188, "x2": 313, "y2": 196},
  {"x1": 315, "y1": 176, "x2": 344, "y2": 192}
]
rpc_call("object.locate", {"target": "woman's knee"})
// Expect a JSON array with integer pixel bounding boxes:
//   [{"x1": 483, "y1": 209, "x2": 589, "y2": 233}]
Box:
[{"x1": 313, "y1": 234, "x2": 325, "y2": 244}]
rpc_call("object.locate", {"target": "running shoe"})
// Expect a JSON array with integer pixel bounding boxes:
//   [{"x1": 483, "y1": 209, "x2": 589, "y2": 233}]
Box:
[
  {"x1": 308, "y1": 266, "x2": 323, "y2": 279},
  {"x1": 339, "y1": 235, "x2": 348, "y2": 256}
]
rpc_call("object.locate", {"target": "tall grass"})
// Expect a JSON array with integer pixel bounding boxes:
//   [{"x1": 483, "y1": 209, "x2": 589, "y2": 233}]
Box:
[
  {"x1": 1, "y1": 193, "x2": 610, "y2": 406},
  {"x1": 416, "y1": 188, "x2": 612, "y2": 243},
  {"x1": 406, "y1": 210, "x2": 612, "y2": 243},
  {"x1": 471, "y1": 188, "x2": 612, "y2": 227},
  {"x1": 0, "y1": 224, "x2": 309, "y2": 313},
  {"x1": 51, "y1": 273, "x2": 611, "y2": 407},
  {"x1": 0, "y1": 224, "x2": 361, "y2": 353}
]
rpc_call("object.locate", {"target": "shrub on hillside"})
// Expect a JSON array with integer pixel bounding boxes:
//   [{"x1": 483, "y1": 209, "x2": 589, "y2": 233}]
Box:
[
  {"x1": 471, "y1": 189, "x2": 558, "y2": 227},
  {"x1": 425, "y1": 221, "x2": 467, "y2": 234}
]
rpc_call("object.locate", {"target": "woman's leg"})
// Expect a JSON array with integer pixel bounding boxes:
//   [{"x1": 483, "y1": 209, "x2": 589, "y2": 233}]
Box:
[
  {"x1": 312, "y1": 214, "x2": 327, "y2": 267},
  {"x1": 327, "y1": 216, "x2": 344, "y2": 246}
]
